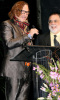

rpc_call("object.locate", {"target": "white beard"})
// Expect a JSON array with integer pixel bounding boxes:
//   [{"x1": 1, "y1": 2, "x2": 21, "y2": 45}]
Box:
[{"x1": 49, "y1": 25, "x2": 60, "y2": 34}]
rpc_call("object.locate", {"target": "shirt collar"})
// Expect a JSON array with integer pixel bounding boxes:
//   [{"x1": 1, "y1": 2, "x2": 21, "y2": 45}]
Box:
[{"x1": 50, "y1": 32, "x2": 60, "y2": 36}]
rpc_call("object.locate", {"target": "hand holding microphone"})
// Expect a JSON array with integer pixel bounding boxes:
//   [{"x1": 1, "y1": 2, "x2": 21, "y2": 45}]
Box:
[{"x1": 29, "y1": 25, "x2": 39, "y2": 37}]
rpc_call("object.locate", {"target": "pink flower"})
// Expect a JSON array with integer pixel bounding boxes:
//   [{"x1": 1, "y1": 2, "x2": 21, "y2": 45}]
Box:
[
  {"x1": 37, "y1": 65, "x2": 39, "y2": 68},
  {"x1": 48, "y1": 93, "x2": 51, "y2": 96},
  {"x1": 51, "y1": 86, "x2": 55, "y2": 90},
  {"x1": 58, "y1": 95, "x2": 60, "y2": 100},
  {"x1": 58, "y1": 75, "x2": 60, "y2": 82},
  {"x1": 55, "y1": 66, "x2": 58, "y2": 71},
  {"x1": 52, "y1": 90, "x2": 56, "y2": 96},
  {"x1": 39, "y1": 70, "x2": 43, "y2": 74},
  {"x1": 33, "y1": 67, "x2": 36, "y2": 70},
  {"x1": 37, "y1": 65, "x2": 40, "y2": 71},
  {"x1": 49, "y1": 82, "x2": 54, "y2": 87},
  {"x1": 40, "y1": 74, "x2": 44, "y2": 79},
  {"x1": 50, "y1": 71, "x2": 58, "y2": 79},
  {"x1": 56, "y1": 88, "x2": 60, "y2": 92},
  {"x1": 50, "y1": 66, "x2": 54, "y2": 70},
  {"x1": 47, "y1": 93, "x2": 52, "y2": 100},
  {"x1": 55, "y1": 84, "x2": 59, "y2": 88}
]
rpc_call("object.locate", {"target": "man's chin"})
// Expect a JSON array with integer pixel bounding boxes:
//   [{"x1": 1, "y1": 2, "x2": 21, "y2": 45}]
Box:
[{"x1": 50, "y1": 29, "x2": 58, "y2": 34}]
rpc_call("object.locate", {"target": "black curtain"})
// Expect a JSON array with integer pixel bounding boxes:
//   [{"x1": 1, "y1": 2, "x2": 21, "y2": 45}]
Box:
[{"x1": 41, "y1": 0, "x2": 60, "y2": 34}]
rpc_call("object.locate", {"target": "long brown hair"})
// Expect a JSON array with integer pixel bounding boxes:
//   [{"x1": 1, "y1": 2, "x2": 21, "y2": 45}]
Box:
[{"x1": 8, "y1": 1, "x2": 29, "y2": 19}]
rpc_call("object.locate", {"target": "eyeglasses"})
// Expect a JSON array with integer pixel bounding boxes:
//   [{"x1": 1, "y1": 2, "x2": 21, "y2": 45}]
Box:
[
  {"x1": 48, "y1": 20, "x2": 60, "y2": 24},
  {"x1": 18, "y1": 9, "x2": 30, "y2": 15}
]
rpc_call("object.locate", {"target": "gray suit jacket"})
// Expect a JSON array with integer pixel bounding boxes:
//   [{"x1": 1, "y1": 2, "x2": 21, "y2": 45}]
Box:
[{"x1": 1, "y1": 20, "x2": 32, "y2": 79}]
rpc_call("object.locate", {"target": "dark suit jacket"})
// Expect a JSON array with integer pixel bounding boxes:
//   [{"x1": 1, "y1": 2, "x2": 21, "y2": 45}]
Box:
[{"x1": 35, "y1": 33, "x2": 51, "y2": 46}]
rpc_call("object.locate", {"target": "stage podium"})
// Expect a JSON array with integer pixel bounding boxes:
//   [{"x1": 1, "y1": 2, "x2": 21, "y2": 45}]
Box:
[{"x1": 10, "y1": 45, "x2": 60, "y2": 100}]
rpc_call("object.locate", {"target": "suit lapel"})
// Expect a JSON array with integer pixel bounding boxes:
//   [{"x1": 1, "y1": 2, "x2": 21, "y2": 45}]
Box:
[{"x1": 45, "y1": 34, "x2": 51, "y2": 46}]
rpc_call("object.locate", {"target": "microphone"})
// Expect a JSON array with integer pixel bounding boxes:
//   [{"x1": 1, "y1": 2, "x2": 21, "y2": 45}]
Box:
[
  {"x1": 32, "y1": 25, "x2": 38, "y2": 39},
  {"x1": 32, "y1": 25, "x2": 35, "y2": 28}
]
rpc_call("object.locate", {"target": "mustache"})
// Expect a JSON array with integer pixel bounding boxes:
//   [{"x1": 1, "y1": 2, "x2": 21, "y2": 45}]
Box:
[{"x1": 50, "y1": 25, "x2": 56, "y2": 27}]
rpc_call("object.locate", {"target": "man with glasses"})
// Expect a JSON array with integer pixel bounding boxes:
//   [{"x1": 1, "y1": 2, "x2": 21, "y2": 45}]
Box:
[
  {"x1": 35, "y1": 12, "x2": 60, "y2": 46},
  {"x1": 34, "y1": 12, "x2": 60, "y2": 99}
]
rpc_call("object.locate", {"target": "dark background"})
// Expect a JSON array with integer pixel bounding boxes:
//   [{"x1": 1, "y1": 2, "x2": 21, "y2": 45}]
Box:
[{"x1": 41, "y1": 0, "x2": 60, "y2": 34}]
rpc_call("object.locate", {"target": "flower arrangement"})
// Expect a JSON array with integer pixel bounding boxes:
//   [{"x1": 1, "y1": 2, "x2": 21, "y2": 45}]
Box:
[{"x1": 33, "y1": 58, "x2": 60, "y2": 100}]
